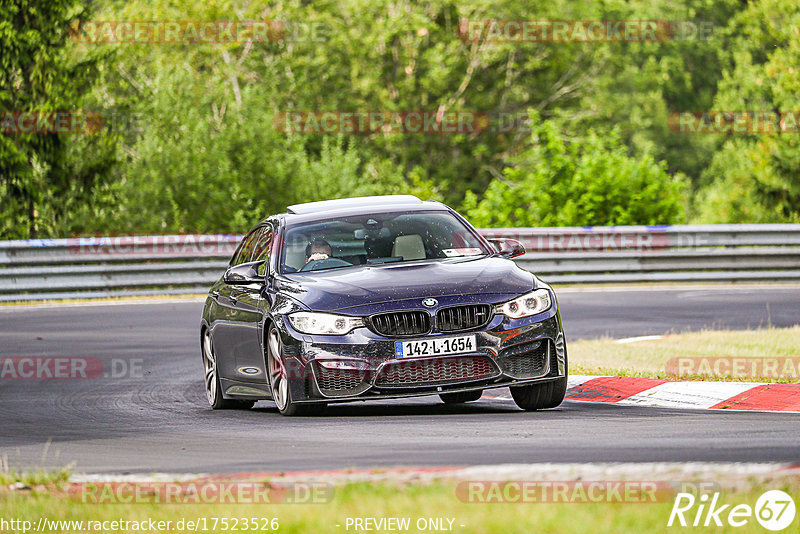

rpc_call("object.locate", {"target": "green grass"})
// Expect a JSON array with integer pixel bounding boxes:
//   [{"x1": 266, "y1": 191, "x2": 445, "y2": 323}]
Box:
[
  {"x1": 2, "y1": 478, "x2": 798, "y2": 533},
  {"x1": 0, "y1": 467, "x2": 71, "y2": 487},
  {"x1": 570, "y1": 326, "x2": 800, "y2": 382}
]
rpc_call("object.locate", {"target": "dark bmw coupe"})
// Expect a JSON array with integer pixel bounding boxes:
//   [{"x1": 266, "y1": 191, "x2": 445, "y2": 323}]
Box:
[{"x1": 200, "y1": 195, "x2": 567, "y2": 415}]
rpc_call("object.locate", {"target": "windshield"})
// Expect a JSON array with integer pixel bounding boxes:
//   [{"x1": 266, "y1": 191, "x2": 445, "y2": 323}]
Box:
[{"x1": 280, "y1": 210, "x2": 490, "y2": 273}]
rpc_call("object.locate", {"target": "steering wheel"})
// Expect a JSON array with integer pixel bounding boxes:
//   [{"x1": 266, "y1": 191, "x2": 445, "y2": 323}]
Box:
[{"x1": 300, "y1": 257, "x2": 353, "y2": 272}]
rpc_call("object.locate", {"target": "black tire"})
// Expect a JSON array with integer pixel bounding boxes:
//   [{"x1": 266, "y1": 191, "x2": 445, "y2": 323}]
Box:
[
  {"x1": 202, "y1": 329, "x2": 255, "y2": 410},
  {"x1": 439, "y1": 390, "x2": 483, "y2": 404},
  {"x1": 266, "y1": 325, "x2": 326, "y2": 416},
  {"x1": 510, "y1": 377, "x2": 567, "y2": 411}
]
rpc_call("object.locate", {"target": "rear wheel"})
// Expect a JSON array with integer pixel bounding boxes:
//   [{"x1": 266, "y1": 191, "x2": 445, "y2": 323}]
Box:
[
  {"x1": 267, "y1": 325, "x2": 326, "y2": 416},
  {"x1": 439, "y1": 390, "x2": 483, "y2": 404},
  {"x1": 202, "y1": 329, "x2": 255, "y2": 410}
]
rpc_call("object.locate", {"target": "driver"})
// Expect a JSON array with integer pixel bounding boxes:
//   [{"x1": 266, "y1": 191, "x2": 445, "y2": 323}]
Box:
[{"x1": 305, "y1": 238, "x2": 332, "y2": 263}]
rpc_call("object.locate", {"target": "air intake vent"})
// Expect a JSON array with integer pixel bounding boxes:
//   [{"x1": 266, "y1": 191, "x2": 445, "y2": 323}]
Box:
[
  {"x1": 498, "y1": 339, "x2": 550, "y2": 379},
  {"x1": 369, "y1": 311, "x2": 430, "y2": 337},
  {"x1": 375, "y1": 356, "x2": 496, "y2": 387},
  {"x1": 436, "y1": 304, "x2": 492, "y2": 332},
  {"x1": 314, "y1": 364, "x2": 370, "y2": 397}
]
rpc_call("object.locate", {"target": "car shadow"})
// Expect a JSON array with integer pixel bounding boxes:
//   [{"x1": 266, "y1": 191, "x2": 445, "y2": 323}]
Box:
[{"x1": 251, "y1": 398, "x2": 524, "y2": 417}]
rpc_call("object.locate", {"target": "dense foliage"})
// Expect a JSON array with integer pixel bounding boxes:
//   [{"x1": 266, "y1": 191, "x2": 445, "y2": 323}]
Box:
[
  {"x1": 464, "y1": 115, "x2": 686, "y2": 227},
  {"x1": 0, "y1": 0, "x2": 114, "y2": 237},
  {"x1": 1, "y1": 0, "x2": 798, "y2": 237}
]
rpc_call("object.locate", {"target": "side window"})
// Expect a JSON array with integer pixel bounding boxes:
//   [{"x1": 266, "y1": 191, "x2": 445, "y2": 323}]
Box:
[
  {"x1": 231, "y1": 228, "x2": 261, "y2": 266},
  {"x1": 252, "y1": 225, "x2": 273, "y2": 275}
]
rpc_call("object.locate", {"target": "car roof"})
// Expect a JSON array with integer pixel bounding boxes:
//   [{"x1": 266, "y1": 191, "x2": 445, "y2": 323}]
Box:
[
  {"x1": 254, "y1": 196, "x2": 452, "y2": 227},
  {"x1": 286, "y1": 195, "x2": 423, "y2": 215}
]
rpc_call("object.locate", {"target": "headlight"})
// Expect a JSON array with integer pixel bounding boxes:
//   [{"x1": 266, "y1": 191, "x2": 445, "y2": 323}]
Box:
[
  {"x1": 288, "y1": 312, "x2": 364, "y2": 335},
  {"x1": 495, "y1": 289, "x2": 552, "y2": 319}
]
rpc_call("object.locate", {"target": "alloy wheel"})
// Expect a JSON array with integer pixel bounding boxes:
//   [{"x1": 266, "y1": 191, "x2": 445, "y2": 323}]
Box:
[
  {"x1": 268, "y1": 329, "x2": 289, "y2": 411},
  {"x1": 202, "y1": 330, "x2": 217, "y2": 406}
]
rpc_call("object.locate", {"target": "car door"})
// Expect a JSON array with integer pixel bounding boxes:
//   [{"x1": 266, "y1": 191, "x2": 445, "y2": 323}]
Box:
[
  {"x1": 233, "y1": 223, "x2": 275, "y2": 379},
  {"x1": 211, "y1": 226, "x2": 264, "y2": 380}
]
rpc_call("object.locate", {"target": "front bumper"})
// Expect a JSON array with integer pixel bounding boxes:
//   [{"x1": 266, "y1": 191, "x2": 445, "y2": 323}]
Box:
[{"x1": 281, "y1": 309, "x2": 567, "y2": 404}]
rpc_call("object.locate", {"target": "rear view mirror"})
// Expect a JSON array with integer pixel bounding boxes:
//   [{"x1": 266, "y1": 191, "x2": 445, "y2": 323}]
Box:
[
  {"x1": 224, "y1": 260, "x2": 266, "y2": 285},
  {"x1": 487, "y1": 238, "x2": 526, "y2": 259}
]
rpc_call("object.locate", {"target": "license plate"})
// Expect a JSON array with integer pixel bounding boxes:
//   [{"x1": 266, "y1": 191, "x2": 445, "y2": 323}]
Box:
[{"x1": 395, "y1": 335, "x2": 477, "y2": 359}]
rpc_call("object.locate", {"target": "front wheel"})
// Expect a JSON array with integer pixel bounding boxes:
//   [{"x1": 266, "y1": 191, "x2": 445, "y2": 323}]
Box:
[
  {"x1": 202, "y1": 329, "x2": 255, "y2": 410},
  {"x1": 267, "y1": 325, "x2": 326, "y2": 416},
  {"x1": 510, "y1": 377, "x2": 567, "y2": 411}
]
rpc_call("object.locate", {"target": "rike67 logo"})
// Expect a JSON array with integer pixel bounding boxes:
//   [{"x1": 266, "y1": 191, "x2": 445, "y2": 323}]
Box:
[{"x1": 668, "y1": 490, "x2": 796, "y2": 531}]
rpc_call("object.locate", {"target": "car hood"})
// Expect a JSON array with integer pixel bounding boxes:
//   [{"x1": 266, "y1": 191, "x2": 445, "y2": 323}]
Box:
[{"x1": 279, "y1": 256, "x2": 535, "y2": 312}]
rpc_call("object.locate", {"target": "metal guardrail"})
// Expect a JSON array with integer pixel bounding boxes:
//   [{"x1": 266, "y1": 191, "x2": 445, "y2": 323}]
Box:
[
  {"x1": 1, "y1": 225, "x2": 799, "y2": 301},
  {"x1": 484, "y1": 224, "x2": 800, "y2": 284}
]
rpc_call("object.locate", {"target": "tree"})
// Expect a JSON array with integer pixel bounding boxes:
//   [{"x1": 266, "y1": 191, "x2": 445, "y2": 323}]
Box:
[
  {"x1": 88, "y1": 45, "x2": 440, "y2": 234},
  {"x1": 100, "y1": 0, "x2": 693, "y2": 215},
  {"x1": 1, "y1": 0, "x2": 770, "y2": 236},
  {"x1": 463, "y1": 113, "x2": 686, "y2": 227},
  {"x1": 0, "y1": 0, "x2": 114, "y2": 238},
  {"x1": 693, "y1": 0, "x2": 800, "y2": 223}
]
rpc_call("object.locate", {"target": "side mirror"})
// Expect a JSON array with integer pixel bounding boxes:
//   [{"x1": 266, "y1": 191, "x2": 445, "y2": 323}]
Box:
[
  {"x1": 224, "y1": 260, "x2": 266, "y2": 285},
  {"x1": 487, "y1": 238, "x2": 526, "y2": 259}
]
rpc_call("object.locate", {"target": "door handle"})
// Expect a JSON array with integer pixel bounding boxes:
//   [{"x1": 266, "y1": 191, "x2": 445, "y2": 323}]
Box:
[{"x1": 230, "y1": 294, "x2": 238, "y2": 304}]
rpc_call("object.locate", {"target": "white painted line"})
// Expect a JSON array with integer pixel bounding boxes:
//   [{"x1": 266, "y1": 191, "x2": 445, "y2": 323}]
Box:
[
  {"x1": 615, "y1": 335, "x2": 664, "y2": 344},
  {"x1": 618, "y1": 381, "x2": 757, "y2": 409}
]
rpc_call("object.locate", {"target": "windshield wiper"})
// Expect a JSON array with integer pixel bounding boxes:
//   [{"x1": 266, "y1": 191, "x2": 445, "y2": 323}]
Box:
[{"x1": 366, "y1": 257, "x2": 404, "y2": 264}]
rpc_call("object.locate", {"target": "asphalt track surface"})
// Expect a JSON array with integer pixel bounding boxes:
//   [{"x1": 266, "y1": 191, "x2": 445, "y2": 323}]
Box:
[{"x1": 1, "y1": 286, "x2": 799, "y2": 473}]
